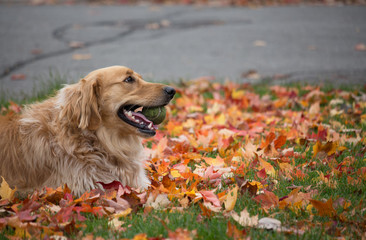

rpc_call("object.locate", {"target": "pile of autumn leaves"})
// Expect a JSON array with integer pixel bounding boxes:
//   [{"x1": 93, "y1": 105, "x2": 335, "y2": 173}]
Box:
[{"x1": 0, "y1": 78, "x2": 365, "y2": 239}]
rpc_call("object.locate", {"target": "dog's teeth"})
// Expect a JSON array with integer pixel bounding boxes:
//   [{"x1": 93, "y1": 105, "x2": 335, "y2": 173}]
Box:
[
  {"x1": 148, "y1": 123, "x2": 153, "y2": 129},
  {"x1": 127, "y1": 111, "x2": 132, "y2": 117}
]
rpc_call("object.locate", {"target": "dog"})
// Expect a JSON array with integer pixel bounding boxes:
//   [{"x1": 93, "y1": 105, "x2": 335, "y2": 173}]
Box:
[{"x1": 0, "y1": 66, "x2": 175, "y2": 196}]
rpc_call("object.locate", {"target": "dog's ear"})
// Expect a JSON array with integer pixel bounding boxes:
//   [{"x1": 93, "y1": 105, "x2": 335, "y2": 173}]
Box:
[{"x1": 59, "y1": 74, "x2": 101, "y2": 131}]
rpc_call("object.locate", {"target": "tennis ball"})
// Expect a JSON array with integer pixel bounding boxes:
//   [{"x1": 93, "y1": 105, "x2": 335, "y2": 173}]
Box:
[{"x1": 142, "y1": 106, "x2": 166, "y2": 125}]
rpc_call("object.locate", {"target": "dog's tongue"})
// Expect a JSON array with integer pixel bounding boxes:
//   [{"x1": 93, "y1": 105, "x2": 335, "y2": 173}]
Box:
[{"x1": 131, "y1": 112, "x2": 158, "y2": 129}]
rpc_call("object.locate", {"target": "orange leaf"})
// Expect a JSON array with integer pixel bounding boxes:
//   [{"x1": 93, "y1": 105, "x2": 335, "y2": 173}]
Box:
[
  {"x1": 227, "y1": 221, "x2": 246, "y2": 240},
  {"x1": 274, "y1": 135, "x2": 287, "y2": 149},
  {"x1": 260, "y1": 132, "x2": 276, "y2": 149},
  {"x1": 309, "y1": 198, "x2": 336, "y2": 217}
]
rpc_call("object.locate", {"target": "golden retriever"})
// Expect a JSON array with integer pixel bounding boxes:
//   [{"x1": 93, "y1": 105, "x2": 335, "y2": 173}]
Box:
[{"x1": 0, "y1": 66, "x2": 175, "y2": 196}]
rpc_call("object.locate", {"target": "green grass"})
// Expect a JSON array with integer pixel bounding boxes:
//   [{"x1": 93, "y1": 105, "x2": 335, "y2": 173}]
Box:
[
  {"x1": 0, "y1": 71, "x2": 66, "y2": 108},
  {"x1": 1, "y1": 78, "x2": 365, "y2": 239}
]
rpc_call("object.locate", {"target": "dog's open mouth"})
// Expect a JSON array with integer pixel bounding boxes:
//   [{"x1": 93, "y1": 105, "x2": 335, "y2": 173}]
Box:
[{"x1": 117, "y1": 105, "x2": 161, "y2": 136}]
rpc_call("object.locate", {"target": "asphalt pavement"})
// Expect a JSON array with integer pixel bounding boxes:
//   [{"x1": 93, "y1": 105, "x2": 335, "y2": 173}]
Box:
[{"x1": 0, "y1": 4, "x2": 365, "y2": 99}]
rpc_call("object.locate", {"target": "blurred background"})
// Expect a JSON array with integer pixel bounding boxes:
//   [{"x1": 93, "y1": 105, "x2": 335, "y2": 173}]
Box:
[{"x1": 0, "y1": 0, "x2": 365, "y2": 100}]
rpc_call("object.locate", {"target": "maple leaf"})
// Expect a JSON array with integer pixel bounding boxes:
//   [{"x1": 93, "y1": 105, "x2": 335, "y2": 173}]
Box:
[
  {"x1": 0, "y1": 177, "x2": 16, "y2": 201},
  {"x1": 254, "y1": 190, "x2": 279, "y2": 211},
  {"x1": 313, "y1": 141, "x2": 338, "y2": 157},
  {"x1": 226, "y1": 221, "x2": 247, "y2": 240},
  {"x1": 199, "y1": 190, "x2": 221, "y2": 207},
  {"x1": 145, "y1": 194, "x2": 170, "y2": 210},
  {"x1": 231, "y1": 208, "x2": 258, "y2": 227},
  {"x1": 309, "y1": 198, "x2": 336, "y2": 217}
]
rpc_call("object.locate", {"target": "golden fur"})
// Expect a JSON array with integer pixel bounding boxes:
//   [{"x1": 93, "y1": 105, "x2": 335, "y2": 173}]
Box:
[{"x1": 0, "y1": 66, "x2": 175, "y2": 196}]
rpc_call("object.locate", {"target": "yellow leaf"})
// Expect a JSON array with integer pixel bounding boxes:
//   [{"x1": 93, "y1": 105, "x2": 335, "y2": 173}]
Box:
[
  {"x1": 231, "y1": 90, "x2": 245, "y2": 100},
  {"x1": 112, "y1": 208, "x2": 132, "y2": 218},
  {"x1": 14, "y1": 227, "x2": 31, "y2": 238},
  {"x1": 248, "y1": 180, "x2": 263, "y2": 190},
  {"x1": 306, "y1": 204, "x2": 313, "y2": 213},
  {"x1": 170, "y1": 169, "x2": 182, "y2": 178},
  {"x1": 224, "y1": 186, "x2": 238, "y2": 211},
  {"x1": 313, "y1": 141, "x2": 321, "y2": 157},
  {"x1": 216, "y1": 113, "x2": 226, "y2": 125},
  {"x1": 0, "y1": 177, "x2": 16, "y2": 201}
]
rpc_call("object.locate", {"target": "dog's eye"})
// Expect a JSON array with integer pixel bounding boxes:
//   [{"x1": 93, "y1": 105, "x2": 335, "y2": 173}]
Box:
[{"x1": 123, "y1": 76, "x2": 135, "y2": 83}]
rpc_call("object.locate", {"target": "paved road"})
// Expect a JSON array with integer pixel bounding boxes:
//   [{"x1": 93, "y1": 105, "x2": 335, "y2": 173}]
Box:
[{"x1": 0, "y1": 5, "x2": 365, "y2": 99}]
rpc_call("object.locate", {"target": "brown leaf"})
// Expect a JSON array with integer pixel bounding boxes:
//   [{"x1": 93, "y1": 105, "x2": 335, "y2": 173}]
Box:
[
  {"x1": 309, "y1": 198, "x2": 336, "y2": 217},
  {"x1": 227, "y1": 221, "x2": 246, "y2": 240}
]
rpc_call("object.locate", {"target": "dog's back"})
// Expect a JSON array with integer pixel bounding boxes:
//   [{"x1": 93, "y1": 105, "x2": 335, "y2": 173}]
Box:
[
  {"x1": 0, "y1": 114, "x2": 24, "y2": 189},
  {"x1": 0, "y1": 107, "x2": 54, "y2": 191}
]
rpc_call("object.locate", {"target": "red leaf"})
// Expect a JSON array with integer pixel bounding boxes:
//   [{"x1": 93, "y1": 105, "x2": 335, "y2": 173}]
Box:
[
  {"x1": 256, "y1": 168, "x2": 267, "y2": 179},
  {"x1": 97, "y1": 180, "x2": 129, "y2": 191},
  {"x1": 254, "y1": 190, "x2": 279, "y2": 210},
  {"x1": 11, "y1": 74, "x2": 26, "y2": 80},
  {"x1": 200, "y1": 190, "x2": 221, "y2": 207},
  {"x1": 17, "y1": 209, "x2": 37, "y2": 221}
]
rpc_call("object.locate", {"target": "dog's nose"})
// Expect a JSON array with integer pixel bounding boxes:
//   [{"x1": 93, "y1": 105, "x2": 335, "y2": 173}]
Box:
[{"x1": 164, "y1": 87, "x2": 176, "y2": 99}]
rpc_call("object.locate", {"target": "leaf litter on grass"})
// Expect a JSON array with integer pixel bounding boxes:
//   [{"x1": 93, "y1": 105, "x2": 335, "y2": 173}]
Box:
[{"x1": 0, "y1": 78, "x2": 366, "y2": 239}]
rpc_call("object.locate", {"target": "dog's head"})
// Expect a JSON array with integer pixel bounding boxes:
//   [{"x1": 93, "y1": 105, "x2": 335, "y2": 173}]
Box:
[{"x1": 58, "y1": 66, "x2": 175, "y2": 137}]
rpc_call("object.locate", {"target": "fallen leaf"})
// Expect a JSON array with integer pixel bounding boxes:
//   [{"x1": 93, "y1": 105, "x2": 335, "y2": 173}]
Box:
[
  {"x1": 224, "y1": 186, "x2": 238, "y2": 211},
  {"x1": 231, "y1": 208, "x2": 258, "y2": 227},
  {"x1": 226, "y1": 220, "x2": 246, "y2": 239},
  {"x1": 0, "y1": 177, "x2": 16, "y2": 201},
  {"x1": 11, "y1": 74, "x2": 26, "y2": 80},
  {"x1": 31, "y1": 49, "x2": 42, "y2": 55},
  {"x1": 309, "y1": 198, "x2": 336, "y2": 217},
  {"x1": 199, "y1": 190, "x2": 221, "y2": 207},
  {"x1": 145, "y1": 194, "x2": 170, "y2": 210},
  {"x1": 69, "y1": 41, "x2": 85, "y2": 48},
  {"x1": 254, "y1": 190, "x2": 278, "y2": 210},
  {"x1": 72, "y1": 53, "x2": 91, "y2": 60},
  {"x1": 355, "y1": 43, "x2": 366, "y2": 51},
  {"x1": 253, "y1": 40, "x2": 267, "y2": 47}
]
